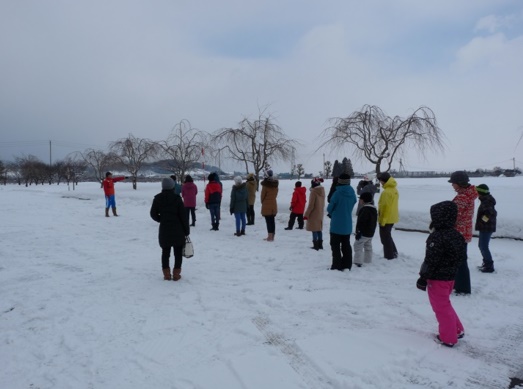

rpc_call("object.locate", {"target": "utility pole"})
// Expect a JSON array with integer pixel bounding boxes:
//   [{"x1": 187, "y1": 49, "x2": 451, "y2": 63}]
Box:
[
  {"x1": 49, "y1": 140, "x2": 52, "y2": 166},
  {"x1": 323, "y1": 153, "x2": 325, "y2": 177}
]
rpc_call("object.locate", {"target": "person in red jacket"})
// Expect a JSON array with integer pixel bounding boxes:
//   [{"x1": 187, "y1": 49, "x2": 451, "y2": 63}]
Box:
[
  {"x1": 204, "y1": 172, "x2": 223, "y2": 231},
  {"x1": 285, "y1": 181, "x2": 307, "y2": 230},
  {"x1": 448, "y1": 171, "x2": 477, "y2": 295},
  {"x1": 103, "y1": 171, "x2": 128, "y2": 217}
]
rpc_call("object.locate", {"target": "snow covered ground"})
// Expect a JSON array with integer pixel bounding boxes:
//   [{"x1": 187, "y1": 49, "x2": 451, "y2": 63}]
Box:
[{"x1": 1, "y1": 176, "x2": 523, "y2": 389}]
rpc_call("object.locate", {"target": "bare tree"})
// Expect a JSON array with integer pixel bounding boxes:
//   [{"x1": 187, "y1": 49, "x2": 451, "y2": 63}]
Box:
[
  {"x1": 160, "y1": 120, "x2": 206, "y2": 180},
  {"x1": 0, "y1": 160, "x2": 5, "y2": 185},
  {"x1": 296, "y1": 163, "x2": 305, "y2": 179},
  {"x1": 212, "y1": 108, "x2": 298, "y2": 189},
  {"x1": 81, "y1": 149, "x2": 116, "y2": 185},
  {"x1": 324, "y1": 160, "x2": 332, "y2": 178},
  {"x1": 110, "y1": 134, "x2": 159, "y2": 189},
  {"x1": 321, "y1": 105, "x2": 446, "y2": 174}
]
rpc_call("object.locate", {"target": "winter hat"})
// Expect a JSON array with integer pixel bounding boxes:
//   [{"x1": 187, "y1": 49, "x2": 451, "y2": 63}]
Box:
[
  {"x1": 378, "y1": 172, "x2": 391, "y2": 183},
  {"x1": 360, "y1": 192, "x2": 373, "y2": 203},
  {"x1": 311, "y1": 177, "x2": 324, "y2": 188},
  {"x1": 247, "y1": 173, "x2": 255, "y2": 180},
  {"x1": 162, "y1": 178, "x2": 175, "y2": 190},
  {"x1": 207, "y1": 172, "x2": 215, "y2": 181},
  {"x1": 476, "y1": 184, "x2": 490, "y2": 195},
  {"x1": 265, "y1": 169, "x2": 273, "y2": 178},
  {"x1": 105, "y1": 171, "x2": 112, "y2": 177},
  {"x1": 337, "y1": 173, "x2": 350, "y2": 185},
  {"x1": 295, "y1": 181, "x2": 302, "y2": 188},
  {"x1": 448, "y1": 171, "x2": 469, "y2": 185},
  {"x1": 234, "y1": 176, "x2": 243, "y2": 185},
  {"x1": 363, "y1": 174, "x2": 369, "y2": 181}
]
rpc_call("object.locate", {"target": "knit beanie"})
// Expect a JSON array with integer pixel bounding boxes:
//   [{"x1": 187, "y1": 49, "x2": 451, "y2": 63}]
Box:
[
  {"x1": 162, "y1": 178, "x2": 175, "y2": 190},
  {"x1": 265, "y1": 169, "x2": 273, "y2": 178},
  {"x1": 337, "y1": 173, "x2": 350, "y2": 185},
  {"x1": 234, "y1": 176, "x2": 242, "y2": 185},
  {"x1": 476, "y1": 184, "x2": 490, "y2": 195},
  {"x1": 295, "y1": 181, "x2": 302, "y2": 188},
  {"x1": 359, "y1": 192, "x2": 373, "y2": 203}
]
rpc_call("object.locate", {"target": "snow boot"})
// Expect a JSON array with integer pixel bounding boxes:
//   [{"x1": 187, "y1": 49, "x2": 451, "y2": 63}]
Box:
[
  {"x1": 234, "y1": 230, "x2": 241, "y2": 236},
  {"x1": 284, "y1": 227, "x2": 293, "y2": 230},
  {"x1": 172, "y1": 268, "x2": 182, "y2": 281},
  {"x1": 241, "y1": 229, "x2": 245, "y2": 235},
  {"x1": 112, "y1": 207, "x2": 118, "y2": 216},
  {"x1": 190, "y1": 221, "x2": 196, "y2": 227},
  {"x1": 162, "y1": 268, "x2": 171, "y2": 280},
  {"x1": 318, "y1": 240, "x2": 323, "y2": 250},
  {"x1": 310, "y1": 240, "x2": 319, "y2": 251},
  {"x1": 105, "y1": 208, "x2": 110, "y2": 217},
  {"x1": 480, "y1": 266, "x2": 495, "y2": 273}
]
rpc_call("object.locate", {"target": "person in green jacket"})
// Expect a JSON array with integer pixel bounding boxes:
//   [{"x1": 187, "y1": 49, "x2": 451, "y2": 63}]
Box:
[{"x1": 377, "y1": 172, "x2": 399, "y2": 259}]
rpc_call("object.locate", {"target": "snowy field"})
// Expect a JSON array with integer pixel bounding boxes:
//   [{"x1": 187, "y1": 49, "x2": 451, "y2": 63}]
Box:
[{"x1": 1, "y1": 176, "x2": 523, "y2": 389}]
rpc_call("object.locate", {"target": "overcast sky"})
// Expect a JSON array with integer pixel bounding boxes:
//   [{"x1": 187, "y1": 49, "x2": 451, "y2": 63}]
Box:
[{"x1": 1, "y1": 0, "x2": 522, "y2": 174}]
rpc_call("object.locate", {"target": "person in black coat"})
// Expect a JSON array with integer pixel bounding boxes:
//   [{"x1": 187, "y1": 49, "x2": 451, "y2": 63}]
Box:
[
  {"x1": 150, "y1": 178, "x2": 190, "y2": 281},
  {"x1": 475, "y1": 184, "x2": 497, "y2": 273},
  {"x1": 353, "y1": 192, "x2": 378, "y2": 266},
  {"x1": 417, "y1": 200, "x2": 467, "y2": 347}
]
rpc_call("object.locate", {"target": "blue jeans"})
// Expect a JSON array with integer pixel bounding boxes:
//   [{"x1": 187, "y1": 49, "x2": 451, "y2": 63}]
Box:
[
  {"x1": 209, "y1": 204, "x2": 220, "y2": 225},
  {"x1": 312, "y1": 231, "x2": 323, "y2": 241},
  {"x1": 235, "y1": 213, "x2": 246, "y2": 231},
  {"x1": 478, "y1": 231, "x2": 493, "y2": 268}
]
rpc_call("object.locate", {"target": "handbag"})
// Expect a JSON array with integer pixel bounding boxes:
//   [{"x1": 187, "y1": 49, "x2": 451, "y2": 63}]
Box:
[{"x1": 183, "y1": 236, "x2": 194, "y2": 258}]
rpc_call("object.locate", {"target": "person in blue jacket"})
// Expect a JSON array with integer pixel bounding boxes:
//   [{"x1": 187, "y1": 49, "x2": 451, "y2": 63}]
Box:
[{"x1": 327, "y1": 173, "x2": 357, "y2": 271}]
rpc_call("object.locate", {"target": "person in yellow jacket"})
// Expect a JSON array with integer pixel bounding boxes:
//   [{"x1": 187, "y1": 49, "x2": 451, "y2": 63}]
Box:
[{"x1": 377, "y1": 172, "x2": 399, "y2": 259}]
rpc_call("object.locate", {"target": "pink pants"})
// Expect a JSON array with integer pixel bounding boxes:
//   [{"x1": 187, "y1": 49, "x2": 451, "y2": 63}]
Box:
[{"x1": 427, "y1": 280, "x2": 464, "y2": 344}]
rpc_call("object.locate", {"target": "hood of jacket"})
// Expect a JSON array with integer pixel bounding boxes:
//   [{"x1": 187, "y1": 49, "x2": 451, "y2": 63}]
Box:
[
  {"x1": 333, "y1": 184, "x2": 353, "y2": 198},
  {"x1": 479, "y1": 193, "x2": 496, "y2": 207},
  {"x1": 455, "y1": 184, "x2": 478, "y2": 201},
  {"x1": 430, "y1": 200, "x2": 458, "y2": 230},
  {"x1": 382, "y1": 176, "x2": 397, "y2": 189},
  {"x1": 261, "y1": 178, "x2": 279, "y2": 188}
]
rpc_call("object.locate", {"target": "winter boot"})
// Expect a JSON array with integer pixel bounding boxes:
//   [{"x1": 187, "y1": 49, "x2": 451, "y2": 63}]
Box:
[
  {"x1": 172, "y1": 268, "x2": 182, "y2": 281},
  {"x1": 112, "y1": 207, "x2": 118, "y2": 216},
  {"x1": 240, "y1": 229, "x2": 245, "y2": 235},
  {"x1": 162, "y1": 268, "x2": 171, "y2": 280},
  {"x1": 215, "y1": 222, "x2": 220, "y2": 231},
  {"x1": 105, "y1": 208, "x2": 110, "y2": 217},
  {"x1": 211, "y1": 223, "x2": 217, "y2": 231},
  {"x1": 310, "y1": 240, "x2": 319, "y2": 251},
  {"x1": 318, "y1": 240, "x2": 323, "y2": 250},
  {"x1": 234, "y1": 230, "x2": 241, "y2": 236},
  {"x1": 284, "y1": 226, "x2": 293, "y2": 230},
  {"x1": 190, "y1": 221, "x2": 196, "y2": 227}
]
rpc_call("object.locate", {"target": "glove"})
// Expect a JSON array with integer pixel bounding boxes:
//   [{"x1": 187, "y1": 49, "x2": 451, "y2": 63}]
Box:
[
  {"x1": 416, "y1": 277, "x2": 427, "y2": 291},
  {"x1": 205, "y1": 203, "x2": 209, "y2": 209},
  {"x1": 303, "y1": 216, "x2": 308, "y2": 220},
  {"x1": 355, "y1": 232, "x2": 362, "y2": 240}
]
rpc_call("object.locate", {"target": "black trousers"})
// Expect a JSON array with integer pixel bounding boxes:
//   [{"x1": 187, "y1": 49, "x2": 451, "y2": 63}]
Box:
[
  {"x1": 185, "y1": 207, "x2": 196, "y2": 224},
  {"x1": 247, "y1": 205, "x2": 255, "y2": 224},
  {"x1": 264, "y1": 215, "x2": 276, "y2": 234},
  {"x1": 287, "y1": 212, "x2": 304, "y2": 229},
  {"x1": 379, "y1": 224, "x2": 398, "y2": 259},
  {"x1": 330, "y1": 233, "x2": 352, "y2": 270},
  {"x1": 454, "y1": 244, "x2": 471, "y2": 294},
  {"x1": 162, "y1": 245, "x2": 183, "y2": 269}
]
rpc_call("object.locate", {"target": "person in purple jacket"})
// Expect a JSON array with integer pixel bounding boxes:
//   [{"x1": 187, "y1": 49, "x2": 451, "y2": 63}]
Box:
[{"x1": 181, "y1": 175, "x2": 198, "y2": 226}]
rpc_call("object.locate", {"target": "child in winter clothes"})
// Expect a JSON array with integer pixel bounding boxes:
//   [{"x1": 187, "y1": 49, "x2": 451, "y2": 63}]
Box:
[
  {"x1": 285, "y1": 181, "x2": 307, "y2": 230},
  {"x1": 150, "y1": 178, "x2": 190, "y2": 281},
  {"x1": 353, "y1": 192, "x2": 378, "y2": 266},
  {"x1": 326, "y1": 173, "x2": 357, "y2": 270},
  {"x1": 417, "y1": 200, "x2": 467, "y2": 347},
  {"x1": 475, "y1": 184, "x2": 497, "y2": 273},
  {"x1": 102, "y1": 171, "x2": 129, "y2": 217},
  {"x1": 205, "y1": 172, "x2": 223, "y2": 231},
  {"x1": 304, "y1": 178, "x2": 326, "y2": 250},
  {"x1": 181, "y1": 175, "x2": 198, "y2": 226},
  {"x1": 449, "y1": 171, "x2": 477, "y2": 294},
  {"x1": 230, "y1": 176, "x2": 249, "y2": 236}
]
